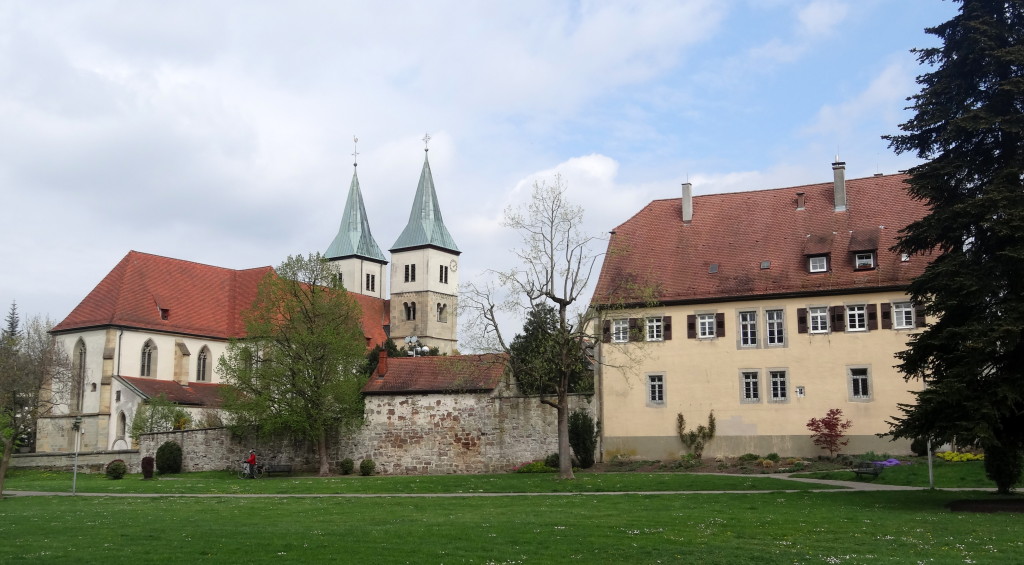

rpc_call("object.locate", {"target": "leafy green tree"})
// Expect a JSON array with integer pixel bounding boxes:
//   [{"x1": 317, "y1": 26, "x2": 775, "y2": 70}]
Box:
[
  {"x1": 885, "y1": 0, "x2": 1024, "y2": 493},
  {"x1": 509, "y1": 303, "x2": 591, "y2": 396},
  {"x1": 0, "y1": 308, "x2": 72, "y2": 498},
  {"x1": 129, "y1": 395, "x2": 192, "y2": 442},
  {"x1": 218, "y1": 253, "x2": 367, "y2": 476}
]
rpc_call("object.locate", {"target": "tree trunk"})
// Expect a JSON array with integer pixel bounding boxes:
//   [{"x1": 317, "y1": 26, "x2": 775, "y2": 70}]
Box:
[
  {"x1": 317, "y1": 429, "x2": 330, "y2": 476},
  {"x1": 0, "y1": 434, "x2": 14, "y2": 498},
  {"x1": 557, "y1": 388, "x2": 574, "y2": 480}
]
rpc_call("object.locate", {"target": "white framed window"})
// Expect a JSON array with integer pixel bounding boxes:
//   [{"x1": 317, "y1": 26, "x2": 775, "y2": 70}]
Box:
[
  {"x1": 647, "y1": 374, "x2": 665, "y2": 405},
  {"x1": 849, "y1": 367, "x2": 871, "y2": 401},
  {"x1": 769, "y1": 370, "x2": 788, "y2": 403},
  {"x1": 893, "y1": 302, "x2": 915, "y2": 329},
  {"x1": 612, "y1": 319, "x2": 629, "y2": 343},
  {"x1": 646, "y1": 317, "x2": 663, "y2": 341},
  {"x1": 854, "y1": 252, "x2": 875, "y2": 269},
  {"x1": 766, "y1": 309, "x2": 784, "y2": 346},
  {"x1": 739, "y1": 311, "x2": 757, "y2": 347},
  {"x1": 365, "y1": 273, "x2": 375, "y2": 292},
  {"x1": 809, "y1": 255, "x2": 828, "y2": 273},
  {"x1": 404, "y1": 264, "x2": 416, "y2": 282},
  {"x1": 697, "y1": 313, "x2": 716, "y2": 339},
  {"x1": 809, "y1": 306, "x2": 829, "y2": 333},
  {"x1": 740, "y1": 370, "x2": 760, "y2": 403},
  {"x1": 846, "y1": 305, "x2": 867, "y2": 331}
]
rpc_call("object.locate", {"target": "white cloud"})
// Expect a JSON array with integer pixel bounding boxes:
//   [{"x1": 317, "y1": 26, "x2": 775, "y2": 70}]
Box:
[{"x1": 797, "y1": 1, "x2": 850, "y2": 36}]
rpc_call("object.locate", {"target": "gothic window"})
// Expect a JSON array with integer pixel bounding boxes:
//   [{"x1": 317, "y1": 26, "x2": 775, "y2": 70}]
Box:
[
  {"x1": 72, "y1": 339, "x2": 86, "y2": 413},
  {"x1": 196, "y1": 347, "x2": 210, "y2": 382},
  {"x1": 141, "y1": 340, "x2": 157, "y2": 377},
  {"x1": 117, "y1": 411, "x2": 127, "y2": 439}
]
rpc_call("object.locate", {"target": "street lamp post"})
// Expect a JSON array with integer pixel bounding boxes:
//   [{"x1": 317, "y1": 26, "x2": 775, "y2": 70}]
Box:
[{"x1": 71, "y1": 416, "x2": 82, "y2": 495}]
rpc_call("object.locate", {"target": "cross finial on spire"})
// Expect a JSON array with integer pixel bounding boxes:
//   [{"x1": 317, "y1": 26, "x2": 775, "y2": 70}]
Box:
[
  {"x1": 352, "y1": 136, "x2": 359, "y2": 167},
  {"x1": 422, "y1": 133, "x2": 431, "y2": 152}
]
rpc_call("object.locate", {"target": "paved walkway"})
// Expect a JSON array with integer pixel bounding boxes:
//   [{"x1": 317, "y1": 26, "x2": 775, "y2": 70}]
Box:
[{"x1": 3, "y1": 474, "x2": 994, "y2": 498}]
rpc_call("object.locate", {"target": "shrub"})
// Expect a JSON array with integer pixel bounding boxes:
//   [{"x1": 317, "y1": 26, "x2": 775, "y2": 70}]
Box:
[
  {"x1": 340, "y1": 458, "x2": 354, "y2": 475},
  {"x1": 359, "y1": 458, "x2": 376, "y2": 476},
  {"x1": 806, "y1": 408, "x2": 853, "y2": 457},
  {"x1": 676, "y1": 411, "x2": 716, "y2": 459},
  {"x1": 765, "y1": 452, "x2": 780, "y2": 462},
  {"x1": 141, "y1": 456, "x2": 155, "y2": 479},
  {"x1": 105, "y1": 459, "x2": 127, "y2": 480},
  {"x1": 544, "y1": 453, "x2": 560, "y2": 469},
  {"x1": 936, "y1": 451, "x2": 985, "y2": 462},
  {"x1": 983, "y1": 442, "x2": 1022, "y2": 494},
  {"x1": 910, "y1": 437, "x2": 929, "y2": 456},
  {"x1": 568, "y1": 410, "x2": 599, "y2": 469},
  {"x1": 155, "y1": 441, "x2": 183, "y2": 474},
  {"x1": 738, "y1": 453, "x2": 760, "y2": 462},
  {"x1": 513, "y1": 460, "x2": 557, "y2": 473}
]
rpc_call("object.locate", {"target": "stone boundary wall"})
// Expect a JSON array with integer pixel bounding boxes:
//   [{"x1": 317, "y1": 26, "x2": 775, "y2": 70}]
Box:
[
  {"x1": 133, "y1": 393, "x2": 596, "y2": 475},
  {"x1": 10, "y1": 449, "x2": 141, "y2": 473}
]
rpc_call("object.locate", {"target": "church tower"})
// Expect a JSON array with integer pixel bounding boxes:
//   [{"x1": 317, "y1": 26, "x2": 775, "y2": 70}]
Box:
[
  {"x1": 389, "y1": 141, "x2": 460, "y2": 354},
  {"x1": 325, "y1": 145, "x2": 387, "y2": 299}
]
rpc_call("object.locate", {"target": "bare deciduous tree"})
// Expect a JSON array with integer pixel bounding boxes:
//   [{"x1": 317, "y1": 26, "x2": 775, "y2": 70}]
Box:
[
  {"x1": 463, "y1": 175, "x2": 601, "y2": 479},
  {"x1": 0, "y1": 306, "x2": 72, "y2": 498}
]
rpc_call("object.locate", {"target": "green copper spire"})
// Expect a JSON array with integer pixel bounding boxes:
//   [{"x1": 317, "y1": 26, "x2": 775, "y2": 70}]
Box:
[
  {"x1": 391, "y1": 151, "x2": 460, "y2": 253},
  {"x1": 326, "y1": 167, "x2": 387, "y2": 263}
]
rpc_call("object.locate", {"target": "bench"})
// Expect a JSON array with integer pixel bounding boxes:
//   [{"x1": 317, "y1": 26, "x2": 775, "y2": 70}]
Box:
[
  {"x1": 852, "y1": 461, "x2": 885, "y2": 478},
  {"x1": 263, "y1": 464, "x2": 293, "y2": 476}
]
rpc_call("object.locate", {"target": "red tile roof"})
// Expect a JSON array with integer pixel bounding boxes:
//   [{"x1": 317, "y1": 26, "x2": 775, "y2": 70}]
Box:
[
  {"x1": 52, "y1": 250, "x2": 390, "y2": 347},
  {"x1": 363, "y1": 353, "x2": 508, "y2": 394},
  {"x1": 117, "y1": 376, "x2": 225, "y2": 407},
  {"x1": 592, "y1": 173, "x2": 931, "y2": 305}
]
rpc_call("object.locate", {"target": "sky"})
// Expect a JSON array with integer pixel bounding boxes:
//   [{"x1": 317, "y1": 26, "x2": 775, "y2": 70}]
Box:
[{"x1": 0, "y1": 0, "x2": 959, "y2": 345}]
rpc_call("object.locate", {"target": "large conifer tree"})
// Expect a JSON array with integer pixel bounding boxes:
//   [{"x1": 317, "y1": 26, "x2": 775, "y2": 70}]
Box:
[{"x1": 886, "y1": 0, "x2": 1024, "y2": 493}]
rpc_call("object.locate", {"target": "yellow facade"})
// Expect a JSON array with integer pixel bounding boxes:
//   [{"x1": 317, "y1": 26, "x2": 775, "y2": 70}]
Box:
[{"x1": 598, "y1": 290, "x2": 925, "y2": 459}]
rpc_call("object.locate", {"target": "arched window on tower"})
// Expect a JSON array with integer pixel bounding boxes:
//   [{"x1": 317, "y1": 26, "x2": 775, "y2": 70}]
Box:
[
  {"x1": 404, "y1": 302, "x2": 417, "y2": 321},
  {"x1": 196, "y1": 346, "x2": 211, "y2": 382},
  {"x1": 72, "y1": 339, "x2": 86, "y2": 413},
  {"x1": 437, "y1": 303, "x2": 448, "y2": 323},
  {"x1": 141, "y1": 340, "x2": 157, "y2": 377}
]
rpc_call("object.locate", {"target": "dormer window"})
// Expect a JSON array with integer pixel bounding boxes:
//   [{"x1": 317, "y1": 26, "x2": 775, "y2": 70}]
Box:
[
  {"x1": 809, "y1": 255, "x2": 828, "y2": 273},
  {"x1": 854, "y1": 252, "x2": 876, "y2": 270}
]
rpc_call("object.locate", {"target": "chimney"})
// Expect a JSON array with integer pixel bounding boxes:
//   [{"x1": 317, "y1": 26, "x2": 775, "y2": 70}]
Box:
[
  {"x1": 377, "y1": 350, "x2": 388, "y2": 377},
  {"x1": 681, "y1": 182, "x2": 693, "y2": 224},
  {"x1": 796, "y1": 192, "x2": 805, "y2": 210},
  {"x1": 832, "y1": 158, "x2": 847, "y2": 212}
]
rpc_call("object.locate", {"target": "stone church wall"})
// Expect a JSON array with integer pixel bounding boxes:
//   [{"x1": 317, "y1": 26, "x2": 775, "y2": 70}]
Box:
[{"x1": 135, "y1": 393, "x2": 596, "y2": 475}]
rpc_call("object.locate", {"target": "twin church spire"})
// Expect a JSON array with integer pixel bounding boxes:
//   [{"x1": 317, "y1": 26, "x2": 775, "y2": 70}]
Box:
[{"x1": 325, "y1": 137, "x2": 460, "y2": 353}]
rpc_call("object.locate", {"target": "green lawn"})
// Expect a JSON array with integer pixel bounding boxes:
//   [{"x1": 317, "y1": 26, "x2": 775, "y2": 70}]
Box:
[
  {"x1": 1, "y1": 490, "x2": 1022, "y2": 564},
  {"x1": 792, "y1": 460, "x2": 1013, "y2": 488},
  {"x1": 4, "y1": 468, "x2": 839, "y2": 495}
]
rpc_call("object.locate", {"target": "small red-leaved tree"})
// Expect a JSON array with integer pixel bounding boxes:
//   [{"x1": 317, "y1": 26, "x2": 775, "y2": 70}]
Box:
[{"x1": 806, "y1": 408, "x2": 853, "y2": 458}]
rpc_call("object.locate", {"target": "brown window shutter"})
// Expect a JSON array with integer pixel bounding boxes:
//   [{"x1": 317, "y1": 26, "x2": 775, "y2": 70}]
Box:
[
  {"x1": 880, "y1": 303, "x2": 892, "y2": 330},
  {"x1": 663, "y1": 316, "x2": 672, "y2": 340},
  {"x1": 831, "y1": 306, "x2": 845, "y2": 332},
  {"x1": 715, "y1": 312, "x2": 725, "y2": 338},
  {"x1": 797, "y1": 308, "x2": 808, "y2": 334},
  {"x1": 602, "y1": 320, "x2": 611, "y2": 343},
  {"x1": 867, "y1": 304, "x2": 878, "y2": 331},
  {"x1": 687, "y1": 315, "x2": 696, "y2": 339},
  {"x1": 915, "y1": 304, "x2": 927, "y2": 328}
]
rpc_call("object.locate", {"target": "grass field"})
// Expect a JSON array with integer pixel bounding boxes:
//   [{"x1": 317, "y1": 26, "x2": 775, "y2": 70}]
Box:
[
  {"x1": 2, "y1": 490, "x2": 1022, "y2": 564},
  {"x1": 792, "y1": 460, "x2": 1014, "y2": 489},
  {"x1": 2, "y1": 468, "x2": 841, "y2": 495}
]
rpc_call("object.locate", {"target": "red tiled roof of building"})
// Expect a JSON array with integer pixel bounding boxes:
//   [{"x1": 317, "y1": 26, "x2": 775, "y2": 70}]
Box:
[
  {"x1": 52, "y1": 250, "x2": 390, "y2": 347},
  {"x1": 592, "y1": 173, "x2": 931, "y2": 305},
  {"x1": 117, "y1": 375, "x2": 225, "y2": 407},
  {"x1": 363, "y1": 352, "x2": 508, "y2": 394}
]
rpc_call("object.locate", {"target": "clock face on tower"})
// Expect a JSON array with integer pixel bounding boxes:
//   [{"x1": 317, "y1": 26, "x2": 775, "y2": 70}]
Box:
[{"x1": 449, "y1": 259, "x2": 458, "y2": 272}]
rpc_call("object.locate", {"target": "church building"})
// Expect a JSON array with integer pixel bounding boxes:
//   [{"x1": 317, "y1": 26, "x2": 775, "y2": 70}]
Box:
[{"x1": 38, "y1": 145, "x2": 461, "y2": 453}]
